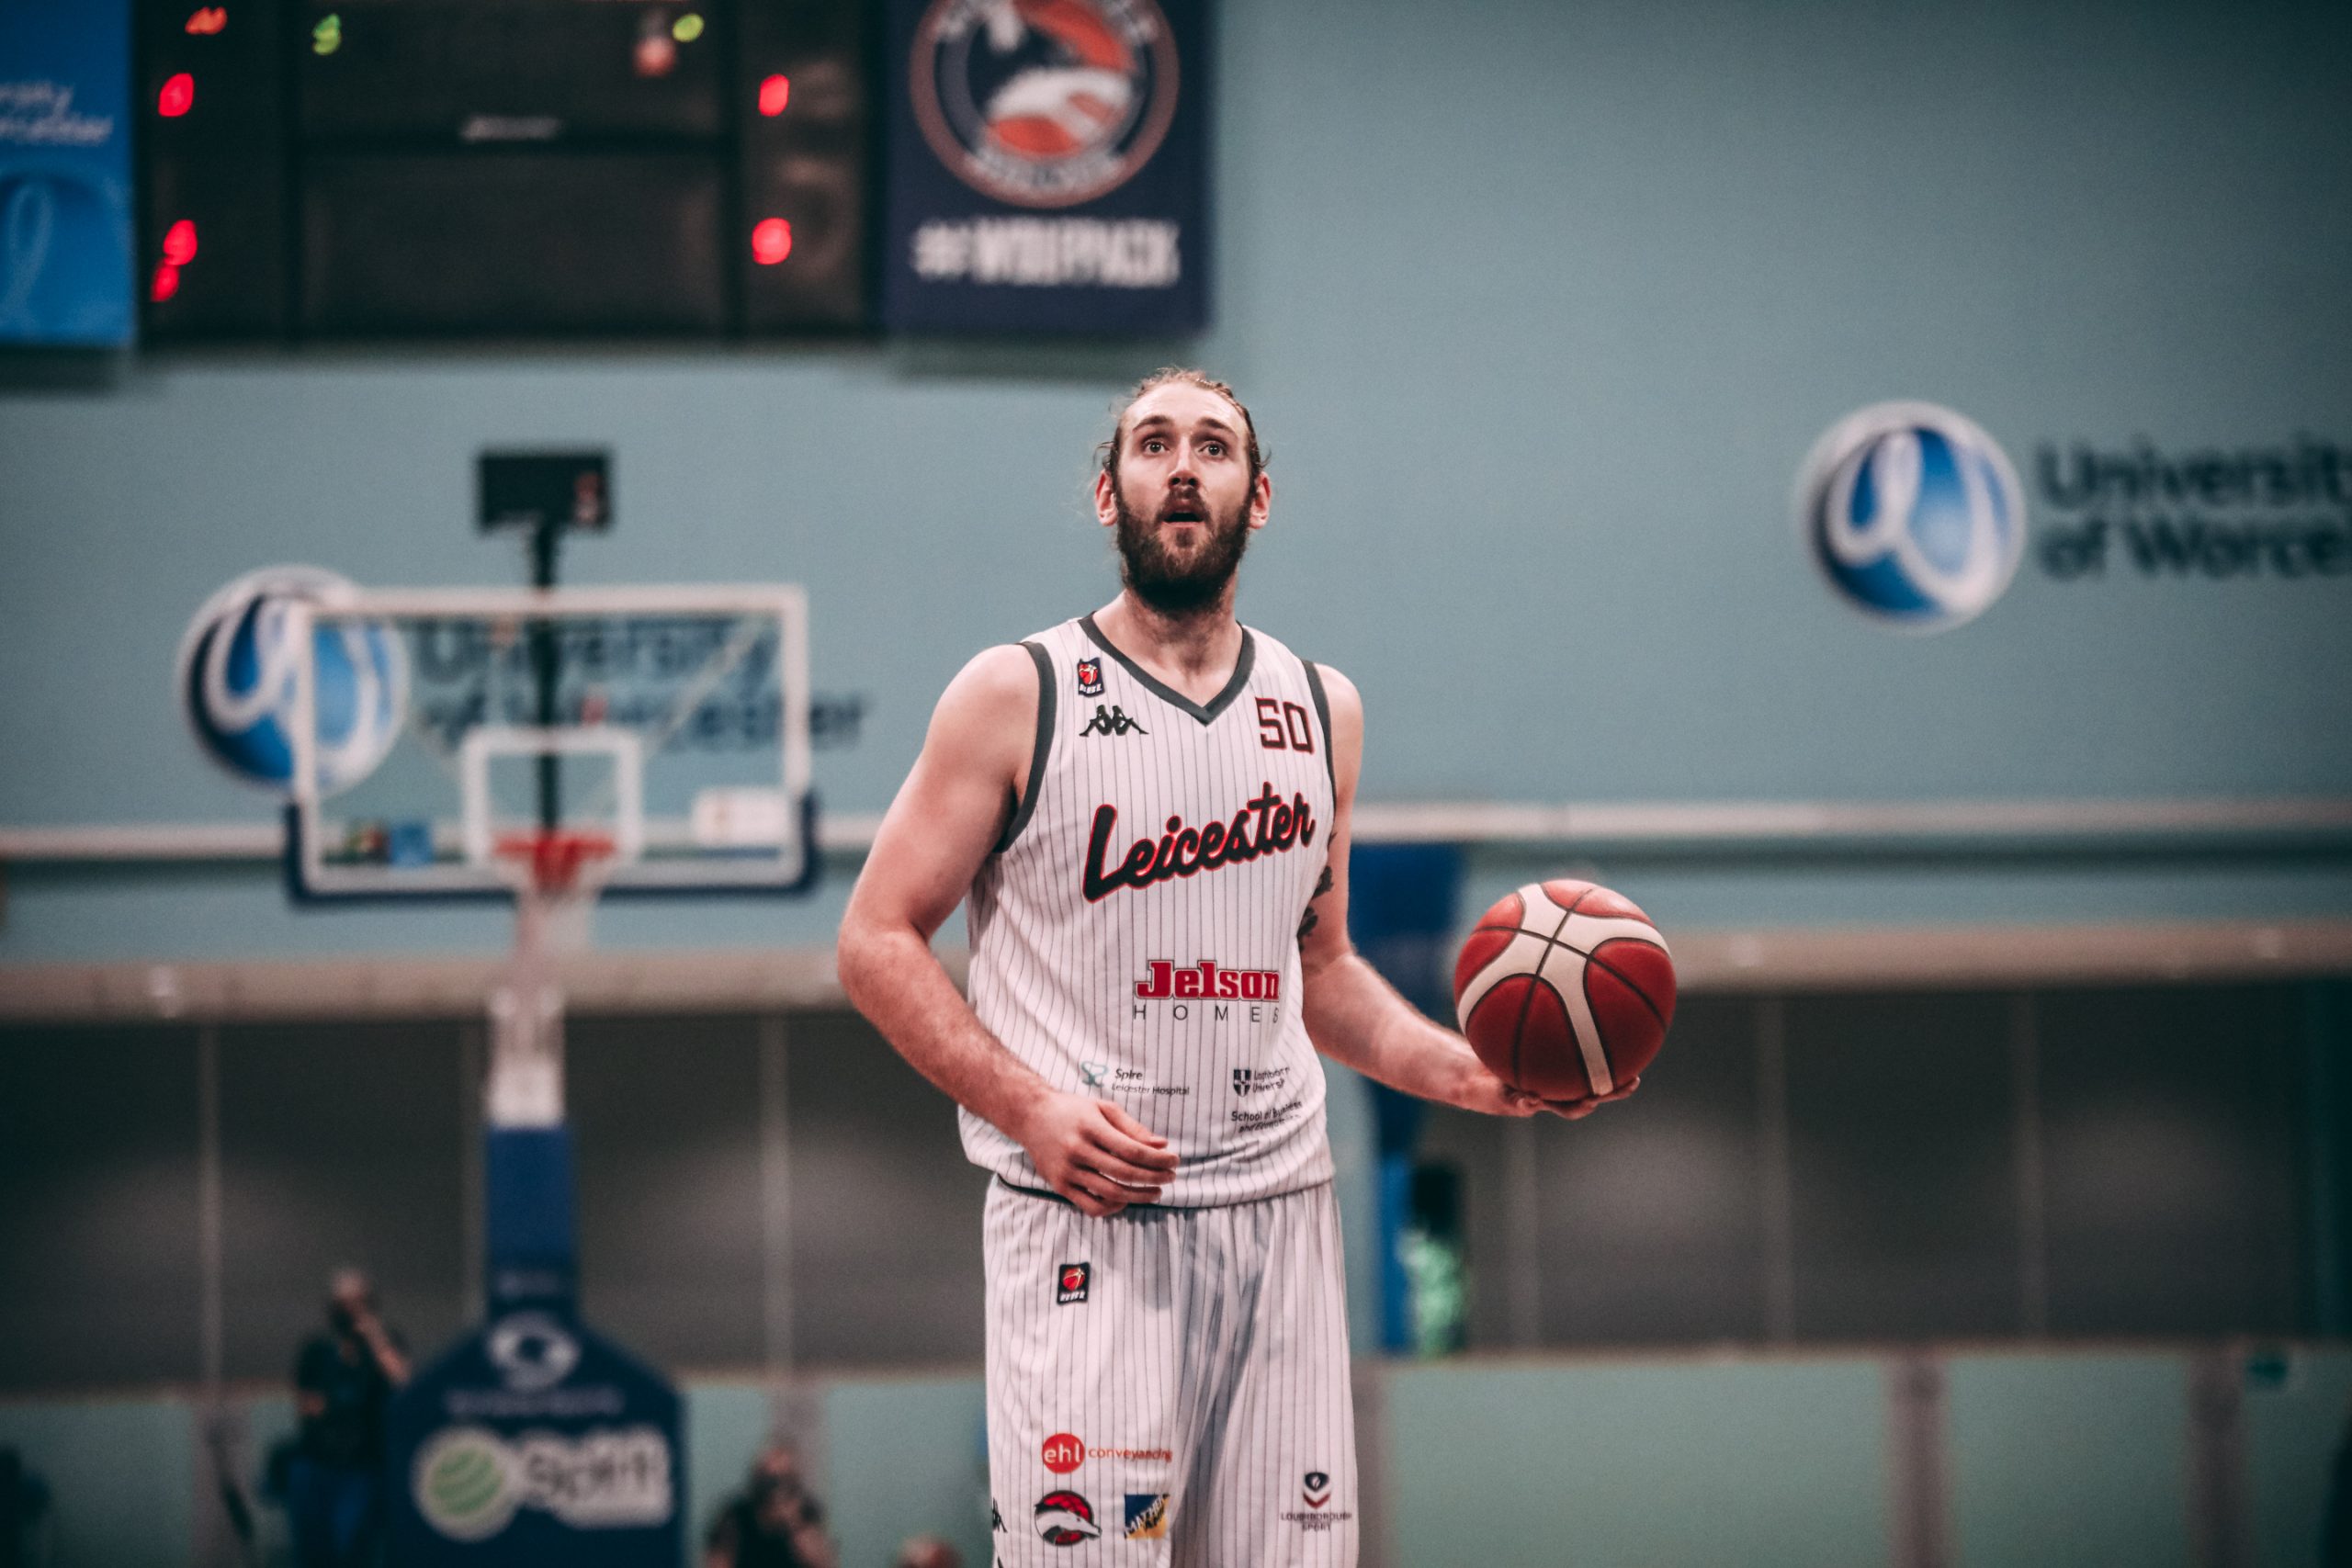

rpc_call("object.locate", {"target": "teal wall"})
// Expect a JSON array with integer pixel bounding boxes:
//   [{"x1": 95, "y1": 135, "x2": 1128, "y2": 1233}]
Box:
[
  {"x1": 4, "y1": 0, "x2": 2351, "y2": 964},
  {"x1": 6, "y1": 1348, "x2": 2346, "y2": 1567}
]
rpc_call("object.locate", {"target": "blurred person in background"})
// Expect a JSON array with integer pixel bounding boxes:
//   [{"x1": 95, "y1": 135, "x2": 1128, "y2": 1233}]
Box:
[
  {"x1": 287, "y1": 1269, "x2": 408, "y2": 1568},
  {"x1": 892, "y1": 1535, "x2": 961, "y2": 1568},
  {"x1": 0, "y1": 1448, "x2": 51, "y2": 1568},
  {"x1": 706, "y1": 1443, "x2": 837, "y2": 1568}
]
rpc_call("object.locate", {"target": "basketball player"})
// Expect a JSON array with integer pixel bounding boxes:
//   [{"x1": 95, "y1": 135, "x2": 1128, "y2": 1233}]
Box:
[{"x1": 838, "y1": 370, "x2": 1637, "y2": 1565}]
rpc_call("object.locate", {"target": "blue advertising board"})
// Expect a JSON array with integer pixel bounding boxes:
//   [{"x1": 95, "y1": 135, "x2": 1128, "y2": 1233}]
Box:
[
  {"x1": 882, "y1": 0, "x2": 1211, "y2": 334},
  {"x1": 0, "y1": 0, "x2": 132, "y2": 346},
  {"x1": 386, "y1": 1127, "x2": 685, "y2": 1566}
]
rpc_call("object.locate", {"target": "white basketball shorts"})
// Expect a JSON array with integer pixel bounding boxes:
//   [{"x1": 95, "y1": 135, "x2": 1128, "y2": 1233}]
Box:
[{"x1": 982, "y1": 1179, "x2": 1359, "y2": 1566}]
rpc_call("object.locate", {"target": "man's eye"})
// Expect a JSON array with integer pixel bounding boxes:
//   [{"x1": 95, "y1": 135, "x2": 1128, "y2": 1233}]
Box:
[
  {"x1": 1142, "y1": 438, "x2": 1166, "y2": 453},
  {"x1": 1202, "y1": 442, "x2": 1225, "y2": 457}
]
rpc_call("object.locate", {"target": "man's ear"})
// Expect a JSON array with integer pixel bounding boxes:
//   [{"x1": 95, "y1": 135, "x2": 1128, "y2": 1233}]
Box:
[
  {"x1": 1094, "y1": 468, "x2": 1120, "y2": 529},
  {"x1": 1248, "y1": 469, "x2": 1272, "y2": 530}
]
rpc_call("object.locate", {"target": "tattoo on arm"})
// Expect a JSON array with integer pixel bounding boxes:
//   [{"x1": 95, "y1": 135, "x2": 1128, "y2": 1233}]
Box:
[{"x1": 1297, "y1": 865, "x2": 1334, "y2": 942}]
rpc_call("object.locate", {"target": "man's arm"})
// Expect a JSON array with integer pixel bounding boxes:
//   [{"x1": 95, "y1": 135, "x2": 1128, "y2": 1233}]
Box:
[
  {"x1": 1296, "y1": 668, "x2": 1635, "y2": 1120},
  {"x1": 352, "y1": 1313, "x2": 409, "y2": 1387},
  {"x1": 837, "y1": 647, "x2": 1180, "y2": 1217}
]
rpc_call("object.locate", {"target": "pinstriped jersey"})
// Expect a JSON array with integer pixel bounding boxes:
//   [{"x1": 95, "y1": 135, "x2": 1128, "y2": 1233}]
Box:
[{"x1": 962, "y1": 615, "x2": 1339, "y2": 1206}]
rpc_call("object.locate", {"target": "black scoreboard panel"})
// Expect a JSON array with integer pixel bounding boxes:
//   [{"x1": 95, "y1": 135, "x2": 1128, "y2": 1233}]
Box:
[
  {"x1": 136, "y1": 0, "x2": 868, "y2": 342},
  {"x1": 296, "y1": 2, "x2": 729, "y2": 140},
  {"x1": 303, "y1": 153, "x2": 729, "y2": 333}
]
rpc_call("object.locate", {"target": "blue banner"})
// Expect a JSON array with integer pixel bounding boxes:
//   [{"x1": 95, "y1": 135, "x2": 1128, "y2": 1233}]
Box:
[
  {"x1": 386, "y1": 1126, "x2": 684, "y2": 1566},
  {"x1": 882, "y1": 0, "x2": 1210, "y2": 334},
  {"x1": 386, "y1": 1311, "x2": 684, "y2": 1567},
  {"x1": 0, "y1": 0, "x2": 132, "y2": 346}
]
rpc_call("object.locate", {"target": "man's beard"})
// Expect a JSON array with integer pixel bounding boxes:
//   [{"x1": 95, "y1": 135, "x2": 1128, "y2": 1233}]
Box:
[{"x1": 1113, "y1": 487, "x2": 1251, "y2": 615}]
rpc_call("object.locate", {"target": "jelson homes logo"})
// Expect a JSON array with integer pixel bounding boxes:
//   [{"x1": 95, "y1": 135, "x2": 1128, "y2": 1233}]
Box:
[{"x1": 2033, "y1": 437, "x2": 2352, "y2": 581}]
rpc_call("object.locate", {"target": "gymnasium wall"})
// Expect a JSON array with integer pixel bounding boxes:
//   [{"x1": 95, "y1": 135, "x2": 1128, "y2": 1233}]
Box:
[
  {"x1": 3, "y1": 0, "x2": 2351, "y2": 964},
  {"x1": 6, "y1": 984, "x2": 2344, "y2": 1404}
]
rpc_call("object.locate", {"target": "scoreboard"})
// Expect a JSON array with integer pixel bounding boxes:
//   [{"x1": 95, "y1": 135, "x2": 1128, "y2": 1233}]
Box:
[{"x1": 136, "y1": 0, "x2": 867, "y2": 340}]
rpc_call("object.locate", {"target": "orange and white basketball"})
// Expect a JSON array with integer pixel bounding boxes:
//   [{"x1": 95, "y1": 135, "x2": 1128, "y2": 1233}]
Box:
[{"x1": 1452, "y1": 880, "x2": 1677, "y2": 1104}]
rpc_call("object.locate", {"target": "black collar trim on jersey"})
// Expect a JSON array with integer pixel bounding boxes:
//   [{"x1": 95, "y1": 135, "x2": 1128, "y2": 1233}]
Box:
[{"x1": 1079, "y1": 614, "x2": 1257, "y2": 726}]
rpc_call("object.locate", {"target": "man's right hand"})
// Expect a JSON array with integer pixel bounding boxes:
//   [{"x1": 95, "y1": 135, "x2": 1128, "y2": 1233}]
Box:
[{"x1": 1012, "y1": 1093, "x2": 1179, "y2": 1216}]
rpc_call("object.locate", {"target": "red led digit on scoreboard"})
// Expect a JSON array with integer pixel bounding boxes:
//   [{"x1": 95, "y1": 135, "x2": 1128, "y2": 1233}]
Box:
[
  {"x1": 163, "y1": 220, "x2": 198, "y2": 266},
  {"x1": 751, "y1": 218, "x2": 793, "y2": 265},
  {"x1": 157, "y1": 73, "x2": 196, "y2": 117},
  {"x1": 757, "y1": 74, "x2": 791, "y2": 117}
]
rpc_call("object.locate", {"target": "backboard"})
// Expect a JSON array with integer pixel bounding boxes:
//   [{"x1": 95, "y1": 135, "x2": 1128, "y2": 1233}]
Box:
[{"x1": 278, "y1": 584, "x2": 812, "y2": 899}]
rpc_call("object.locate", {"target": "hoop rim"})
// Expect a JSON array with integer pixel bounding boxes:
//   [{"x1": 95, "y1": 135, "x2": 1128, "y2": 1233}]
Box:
[{"x1": 492, "y1": 829, "x2": 619, "y2": 897}]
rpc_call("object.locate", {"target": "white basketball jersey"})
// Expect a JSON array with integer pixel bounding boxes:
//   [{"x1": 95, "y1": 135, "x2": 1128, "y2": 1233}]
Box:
[{"x1": 963, "y1": 615, "x2": 1339, "y2": 1207}]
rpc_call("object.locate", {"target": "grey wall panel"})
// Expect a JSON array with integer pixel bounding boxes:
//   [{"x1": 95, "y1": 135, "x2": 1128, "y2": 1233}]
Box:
[
  {"x1": 2040, "y1": 986, "x2": 2304, "y2": 1336},
  {"x1": 0, "y1": 1026, "x2": 202, "y2": 1392},
  {"x1": 785, "y1": 1012, "x2": 989, "y2": 1369},
  {"x1": 1783, "y1": 993, "x2": 2023, "y2": 1340},
  {"x1": 568, "y1": 1014, "x2": 767, "y2": 1370},
  {"x1": 217, "y1": 1021, "x2": 467, "y2": 1382},
  {"x1": 1532, "y1": 998, "x2": 1770, "y2": 1345}
]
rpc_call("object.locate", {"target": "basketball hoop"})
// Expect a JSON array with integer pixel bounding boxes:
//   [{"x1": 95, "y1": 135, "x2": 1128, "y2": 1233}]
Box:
[
  {"x1": 493, "y1": 828, "x2": 617, "y2": 957},
  {"x1": 494, "y1": 828, "x2": 617, "y2": 897}
]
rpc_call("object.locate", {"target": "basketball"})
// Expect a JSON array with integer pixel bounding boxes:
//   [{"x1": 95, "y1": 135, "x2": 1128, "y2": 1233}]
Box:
[{"x1": 1452, "y1": 880, "x2": 1678, "y2": 1103}]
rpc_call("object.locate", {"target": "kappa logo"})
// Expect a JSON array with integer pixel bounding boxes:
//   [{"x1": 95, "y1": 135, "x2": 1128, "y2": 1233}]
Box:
[
  {"x1": 1034, "y1": 1489, "x2": 1100, "y2": 1546},
  {"x1": 1075, "y1": 657, "x2": 1105, "y2": 696},
  {"x1": 1080, "y1": 703, "x2": 1147, "y2": 737},
  {"x1": 1056, "y1": 1263, "x2": 1090, "y2": 1304},
  {"x1": 1124, "y1": 1493, "x2": 1170, "y2": 1540},
  {"x1": 910, "y1": 0, "x2": 1180, "y2": 211}
]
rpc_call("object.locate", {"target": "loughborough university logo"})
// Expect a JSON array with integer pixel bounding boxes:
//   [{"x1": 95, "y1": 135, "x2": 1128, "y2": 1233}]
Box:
[
  {"x1": 911, "y1": 0, "x2": 1180, "y2": 209},
  {"x1": 1796, "y1": 402, "x2": 2026, "y2": 632}
]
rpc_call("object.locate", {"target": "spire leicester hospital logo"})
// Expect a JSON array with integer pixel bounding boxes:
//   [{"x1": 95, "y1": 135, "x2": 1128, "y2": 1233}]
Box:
[{"x1": 911, "y1": 0, "x2": 1180, "y2": 209}]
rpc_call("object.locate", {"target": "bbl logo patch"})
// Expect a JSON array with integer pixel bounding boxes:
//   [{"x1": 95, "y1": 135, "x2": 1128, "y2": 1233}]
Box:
[
  {"x1": 910, "y1": 0, "x2": 1181, "y2": 210},
  {"x1": 1075, "y1": 655, "x2": 1104, "y2": 696},
  {"x1": 1056, "y1": 1261, "x2": 1091, "y2": 1304},
  {"x1": 1034, "y1": 1489, "x2": 1101, "y2": 1545},
  {"x1": 1124, "y1": 1492, "x2": 1170, "y2": 1540}
]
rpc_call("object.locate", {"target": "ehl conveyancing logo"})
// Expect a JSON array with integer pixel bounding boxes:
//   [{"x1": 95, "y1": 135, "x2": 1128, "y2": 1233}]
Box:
[
  {"x1": 911, "y1": 0, "x2": 1181, "y2": 209},
  {"x1": 1796, "y1": 401, "x2": 2026, "y2": 633}
]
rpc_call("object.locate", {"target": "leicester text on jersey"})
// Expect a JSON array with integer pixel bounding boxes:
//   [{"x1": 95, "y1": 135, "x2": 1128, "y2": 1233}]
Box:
[{"x1": 1080, "y1": 784, "x2": 1320, "y2": 902}]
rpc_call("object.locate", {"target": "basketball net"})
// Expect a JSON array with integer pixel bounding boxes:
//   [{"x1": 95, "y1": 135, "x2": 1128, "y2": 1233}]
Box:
[{"x1": 484, "y1": 830, "x2": 614, "y2": 1130}]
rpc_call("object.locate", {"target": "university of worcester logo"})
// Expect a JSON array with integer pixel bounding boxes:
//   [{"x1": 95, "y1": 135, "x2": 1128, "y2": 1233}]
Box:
[
  {"x1": 1075, "y1": 656, "x2": 1105, "y2": 696},
  {"x1": 910, "y1": 0, "x2": 1182, "y2": 209}
]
